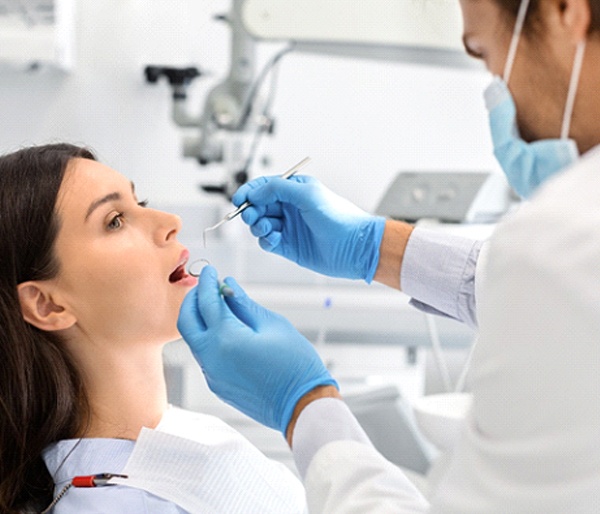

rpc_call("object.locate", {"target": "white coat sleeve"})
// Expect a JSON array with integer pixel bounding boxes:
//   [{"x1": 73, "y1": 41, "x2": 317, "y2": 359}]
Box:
[{"x1": 292, "y1": 399, "x2": 429, "y2": 513}]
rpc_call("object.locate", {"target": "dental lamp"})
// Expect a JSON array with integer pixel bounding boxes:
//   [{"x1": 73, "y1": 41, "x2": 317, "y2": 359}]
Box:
[{"x1": 145, "y1": 0, "x2": 473, "y2": 199}]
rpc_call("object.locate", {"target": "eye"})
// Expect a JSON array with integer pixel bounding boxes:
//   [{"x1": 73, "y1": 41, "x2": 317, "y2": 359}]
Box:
[
  {"x1": 105, "y1": 199, "x2": 148, "y2": 231},
  {"x1": 107, "y1": 213, "x2": 124, "y2": 231}
]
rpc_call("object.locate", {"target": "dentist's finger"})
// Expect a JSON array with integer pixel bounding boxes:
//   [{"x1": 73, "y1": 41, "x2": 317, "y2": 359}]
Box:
[
  {"x1": 195, "y1": 265, "x2": 233, "y2": 328},
  {"x1": 223, "y1": 276, "x2": 283, "y2": 332},
  {"x1": 177, "y1": 286, "x2": 207, "y2": 337}
]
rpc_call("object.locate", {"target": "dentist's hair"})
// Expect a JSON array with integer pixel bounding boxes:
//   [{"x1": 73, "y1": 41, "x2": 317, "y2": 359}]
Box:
[
  {"x1": 493, "y1": 0, "x2": 600, "y2": 33},
  {"x1": 0, "y1": 144, "x2": 94, "y2": 512}
]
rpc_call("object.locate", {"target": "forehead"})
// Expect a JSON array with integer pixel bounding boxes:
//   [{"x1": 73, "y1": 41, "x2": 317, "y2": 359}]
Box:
[
  {"x1": 460, "y1": 0, "x2": 512, "y2": 37},
  {"x1": 57, "y1": 158, "x2": 130, "y2": 214}
]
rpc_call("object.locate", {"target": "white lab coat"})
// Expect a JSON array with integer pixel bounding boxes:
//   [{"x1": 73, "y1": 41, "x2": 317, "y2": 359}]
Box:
[{"x1": 295, "y1": 146, "x2": 600, "y2": 513}]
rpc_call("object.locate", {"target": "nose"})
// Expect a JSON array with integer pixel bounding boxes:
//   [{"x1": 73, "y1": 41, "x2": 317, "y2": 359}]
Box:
[{"x1": 152, "y1": 209, "x2": 182, "y2": 245}]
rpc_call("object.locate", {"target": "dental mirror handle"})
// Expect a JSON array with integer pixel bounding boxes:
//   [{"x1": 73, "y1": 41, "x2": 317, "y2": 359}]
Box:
[
  {"x1": 202, "y1": 156, "x2": 312, "y2": 248},
  {"x1": 225, "y1": 156, "x2": 311, "y2": 221}
]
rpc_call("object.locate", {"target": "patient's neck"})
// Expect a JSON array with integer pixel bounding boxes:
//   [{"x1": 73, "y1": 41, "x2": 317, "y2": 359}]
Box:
[{"x1": 75, "y1": 343, "x2": 168, "y2": 440}]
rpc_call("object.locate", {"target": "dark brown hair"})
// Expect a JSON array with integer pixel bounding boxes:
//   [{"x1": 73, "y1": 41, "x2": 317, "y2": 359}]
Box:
[
  {"x1": 492, "y1": 0, "x2": 600, "y2": 34},
  {"x1": 0, "y1": 144, "x2": 95, "y2": 512}
]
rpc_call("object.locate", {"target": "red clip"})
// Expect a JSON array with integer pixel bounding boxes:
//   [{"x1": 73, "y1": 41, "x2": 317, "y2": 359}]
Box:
[
  {"x1": 71, "y1": 475, "x2": 96, "y2": 488},
  {"x1": 71, "y1": 473, "x2": 128, "y2": 488}
]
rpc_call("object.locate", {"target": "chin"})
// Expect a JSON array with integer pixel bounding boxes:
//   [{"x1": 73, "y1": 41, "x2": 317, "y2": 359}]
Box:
[
  {"x1": 157, "y1": 293, "x2": 190, "y2": 341},
  {"x1": 166, "y1": 319, "x2": 182, "y2": 341},
  {"x1": 150, "y1": 313, "x2": 183, "y2": 344}
]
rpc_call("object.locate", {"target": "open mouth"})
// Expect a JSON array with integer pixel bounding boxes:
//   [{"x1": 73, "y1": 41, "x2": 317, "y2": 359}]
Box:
[
  {"x1": 169, "y1": 250, "x2": 192, "y2": 284},
  {"x1": 169, "y1": 264, "x2": 186, "y2": 283}
]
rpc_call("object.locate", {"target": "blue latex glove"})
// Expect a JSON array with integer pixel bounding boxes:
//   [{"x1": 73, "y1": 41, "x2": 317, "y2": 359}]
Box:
[
  {"x1": 177, "y1": 265, "x2": 338, "y2": 434},
  {"x1": 232, "y1": 175, "x2": 386, "y2": 283}
]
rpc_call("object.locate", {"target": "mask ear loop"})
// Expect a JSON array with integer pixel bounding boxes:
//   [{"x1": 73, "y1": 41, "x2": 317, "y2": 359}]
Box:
[
  {"x1": 503, "y1": 0, "x2": 532, "y2": 84},
  {"x1": 561, "y1": 40, "x2": 586, "y2": 140}
]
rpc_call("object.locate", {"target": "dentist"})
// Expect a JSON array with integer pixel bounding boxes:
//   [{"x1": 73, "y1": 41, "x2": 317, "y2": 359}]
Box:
[{"x1": 178, "y1": 0, "x2": 600, "y2": 511}]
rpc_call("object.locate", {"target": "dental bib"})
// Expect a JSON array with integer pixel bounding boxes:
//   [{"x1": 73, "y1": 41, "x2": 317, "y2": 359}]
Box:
[{"x1": 109, "y1": 406, "x2": 307, "y2": 513}]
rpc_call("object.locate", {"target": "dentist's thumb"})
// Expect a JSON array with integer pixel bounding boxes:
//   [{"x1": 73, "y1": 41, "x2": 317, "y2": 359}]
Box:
[{"x1": 222, "y1": 276, "x2": 277, "y2": 331}]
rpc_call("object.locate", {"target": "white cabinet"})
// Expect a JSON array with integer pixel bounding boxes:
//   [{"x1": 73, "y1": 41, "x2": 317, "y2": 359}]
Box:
[{"x1": 0, "y1": 0, "x2": 75, "y2": 70}]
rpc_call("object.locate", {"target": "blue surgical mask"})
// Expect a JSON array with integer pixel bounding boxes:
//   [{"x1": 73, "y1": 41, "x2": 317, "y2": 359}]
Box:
[
  {"x1": 484, "y1": 77, "x2": 579, "y2": 199},
  {"x1": 484, "y1": 0, "x2": 585, "y2": 199}
]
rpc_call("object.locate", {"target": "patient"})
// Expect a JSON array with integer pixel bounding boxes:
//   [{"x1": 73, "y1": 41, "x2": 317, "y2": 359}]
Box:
[{"x1": 0, "y1": 144, "x2": 306, "y2": 513}]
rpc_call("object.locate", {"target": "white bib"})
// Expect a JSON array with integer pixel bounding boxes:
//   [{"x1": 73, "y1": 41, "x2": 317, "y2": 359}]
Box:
[{"x1": 110, "y1": 407, "x2": 307, "y2": 513}]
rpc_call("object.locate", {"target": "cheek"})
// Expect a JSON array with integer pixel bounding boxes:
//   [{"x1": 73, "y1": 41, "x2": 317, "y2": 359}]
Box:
[
  {"x1": 485, "y1": 22, "x2": 514, "y2": 77},
  {"x1": 509, "y1": 41, "x2": 571, "y2": 140},
  {"x1": 58, "y1": 243, "x2": 163, "y2": 308},
  {"x1": 486, "y1": 53, "x2": 507, "y2": 77},
  {"x1": 66, "y1": 261, "x2": 182, "y2": 340},
  {"x1": 96, "y1": 263, "x2": 166, "y2": 308},
  {"x1": 513, "y1": 76, "x2": 567, "y2": 141},
  {"x1": 72, "y1": 256, "x2": 150, "y2": 289}
]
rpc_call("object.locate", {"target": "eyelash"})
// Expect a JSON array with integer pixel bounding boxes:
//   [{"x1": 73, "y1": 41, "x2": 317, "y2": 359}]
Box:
[{"x1": 106, "y1": 199, "x2": 149, "y2": 231}]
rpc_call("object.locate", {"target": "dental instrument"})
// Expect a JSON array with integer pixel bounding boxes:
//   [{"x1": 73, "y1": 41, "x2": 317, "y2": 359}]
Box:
[
  {"x1": 202, "y1": 156, "x2": 311, "y2": 247},
  {"x1": 187, "y1": 259, "x2": 236, "y2": 297},
  {"x1": 219, "y1": 283, "x2": 235, "y2": 297}
]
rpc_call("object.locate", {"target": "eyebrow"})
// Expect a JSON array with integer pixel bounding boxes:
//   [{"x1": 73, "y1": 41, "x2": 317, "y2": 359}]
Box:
[{"x1": 85, "y1": 181, "x2": 136, "y2": 221}]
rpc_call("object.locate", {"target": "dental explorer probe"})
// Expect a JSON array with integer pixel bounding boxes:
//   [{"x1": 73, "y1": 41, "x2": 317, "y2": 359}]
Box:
[{"x1": 202, "y1": 156, "x2": 311, "y2": 247}]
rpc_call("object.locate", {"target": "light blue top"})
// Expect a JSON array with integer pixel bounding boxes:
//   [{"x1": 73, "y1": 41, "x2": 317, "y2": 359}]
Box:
[
  {"x1": 401, "y1": 227, "x2": 483, "y2": 329},
  {"x1": 42, "y1": 406, "x2": 306, "y2": 514},
  {"x1": 42, "y1": 438, "x2": 188, "y2": 513}
]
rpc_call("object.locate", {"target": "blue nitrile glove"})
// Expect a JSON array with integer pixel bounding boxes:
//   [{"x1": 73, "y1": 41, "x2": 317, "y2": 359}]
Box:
[
  {"x1": 232, "y1": 175, "x2": 386, "y2": 283},
  {"x1": 177, "y1": 265, "x2": 338, "y2": 434}
]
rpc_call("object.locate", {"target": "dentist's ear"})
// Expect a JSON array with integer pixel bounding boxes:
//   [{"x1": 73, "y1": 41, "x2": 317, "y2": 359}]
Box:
[
  {"x1": 17, "y1": 282, "x2": 76, "y2": 331},
  {"x1": 559, "y1": 0, "x2": 591, "y2": 41}
]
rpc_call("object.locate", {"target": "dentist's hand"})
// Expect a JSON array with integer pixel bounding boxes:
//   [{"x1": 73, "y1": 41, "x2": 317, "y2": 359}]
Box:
[
  {"x1": 177, "y1": 265, "x2": 338, "y2": 434},
  {"x1": 232, "y1": 175, "x2": 386, "y2": 283}
]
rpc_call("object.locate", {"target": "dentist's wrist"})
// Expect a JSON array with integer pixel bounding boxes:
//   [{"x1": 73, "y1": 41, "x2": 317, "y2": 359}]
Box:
[
  {"x1": 373, "y1": 220, "x2": 414, "y2": 290},
  {"x1": 285, "y1": 385, "x2": 342, "y2": 447}
]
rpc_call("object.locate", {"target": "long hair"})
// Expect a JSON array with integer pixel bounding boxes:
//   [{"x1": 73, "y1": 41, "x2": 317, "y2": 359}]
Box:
[{"x1": 0, "y1": 144, "x2": 95, "y2": 512}]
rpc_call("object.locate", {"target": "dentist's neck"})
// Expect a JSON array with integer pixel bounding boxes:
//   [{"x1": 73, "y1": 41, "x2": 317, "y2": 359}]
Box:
[{"x1": 571, "y1": 40, "x2": 600, "y2": 154}]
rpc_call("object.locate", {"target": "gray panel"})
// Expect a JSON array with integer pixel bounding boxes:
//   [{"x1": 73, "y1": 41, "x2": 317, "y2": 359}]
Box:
[
  {"x1": 0, "y1": 0, "x2": 54, "y2": 25},
  {"x1": 376, "y1": 171, "x2": 491, "y2": 223}
]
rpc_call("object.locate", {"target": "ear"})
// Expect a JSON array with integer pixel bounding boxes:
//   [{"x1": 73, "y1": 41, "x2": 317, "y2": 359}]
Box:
[
  {"x1": 559, "y1": 0, "x2": 592, "y2": 42},
  {"x1": 17, "y1": 282, "x2": 76, "y2": 332}
]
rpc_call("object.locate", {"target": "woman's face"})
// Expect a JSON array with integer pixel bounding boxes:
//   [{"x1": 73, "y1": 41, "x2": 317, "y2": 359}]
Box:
[
  {"x1": 460, "y1": 0, "x2": 576, "y2": 143},
  {"x1": 51, "y1": 158, "x2": 197, "y2": 347}
]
